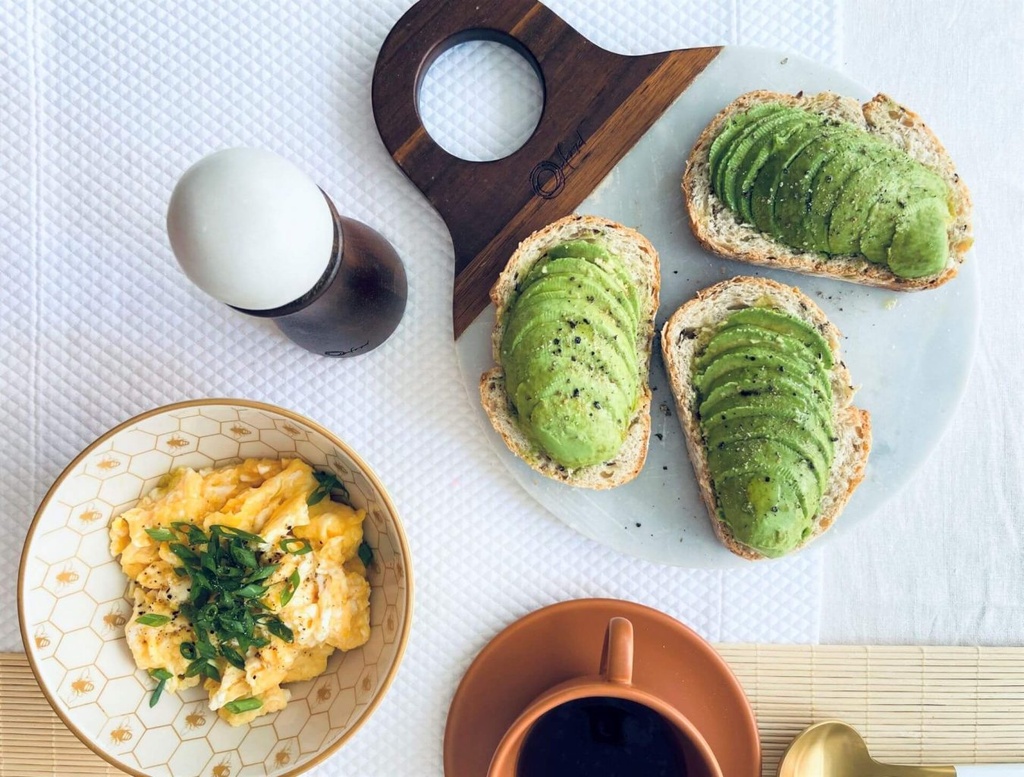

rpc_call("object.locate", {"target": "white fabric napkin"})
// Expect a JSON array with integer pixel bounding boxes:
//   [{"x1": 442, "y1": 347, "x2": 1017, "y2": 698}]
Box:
[{"x1": 0, "y1": 1, "x2": 839, "y2": 773}]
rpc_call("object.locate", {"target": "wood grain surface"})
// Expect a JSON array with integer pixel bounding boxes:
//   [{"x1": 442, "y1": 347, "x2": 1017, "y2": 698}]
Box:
[{"x1": 371, "y1": 0, "x2": 720, "y2": 337}]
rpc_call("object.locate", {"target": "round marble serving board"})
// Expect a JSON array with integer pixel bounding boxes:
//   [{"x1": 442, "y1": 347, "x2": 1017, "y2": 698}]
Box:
[
  {"x1": 456, "y1": 47, "x2": 977, "y2": 567},
  {"x1": 371, "y1": 0, "x2": 978, "y2": 567}
]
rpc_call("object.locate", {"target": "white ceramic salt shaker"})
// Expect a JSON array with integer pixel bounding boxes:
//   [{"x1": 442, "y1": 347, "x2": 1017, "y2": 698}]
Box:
[{"x1": 167, "y1": 148, "x2": 406, "y2": 357}]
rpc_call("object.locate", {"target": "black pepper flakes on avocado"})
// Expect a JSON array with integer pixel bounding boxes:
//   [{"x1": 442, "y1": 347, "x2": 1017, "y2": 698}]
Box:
[
  {"x1": 695, "y1": 306, "x2": 835, "y2": 558},
  {"x1": 708, "y1": 102, "x2": 954, "y2": 279},
  {"x1": 500, "y1": 240, "x2": 642, "y2": 469}
]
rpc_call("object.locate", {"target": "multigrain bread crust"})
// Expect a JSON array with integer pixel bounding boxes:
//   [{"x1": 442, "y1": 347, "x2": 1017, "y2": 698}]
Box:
[
  {"x1": 683, "y1": 90, "x2": 973, "y2": 291},
  {"x1": 480, "y1": 214, "x2": 660, "y2": 490},
  {"x1": 661, "y1": 276, "x2": 871, "y2": 560}
]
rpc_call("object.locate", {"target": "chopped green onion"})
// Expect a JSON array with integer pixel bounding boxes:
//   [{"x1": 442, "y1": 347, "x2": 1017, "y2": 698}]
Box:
[
  {"x1": 236, "y1": 583, "x2": 267, "y2": 599},
  {"x1": 210, "y1": 524, "x2": 265, "y2": 544},
  {"x1": 183, "y1": 658, "x2": 208, "y2": 678},
  {"x1": 219, "y1": 564, "x2": 244, "y2": 579},
  {"x1": 244, "y1": 564, "x2": 279, "y2": 583},
  {"x1": 180, "y1": 642, "x2": 197, "y2": 660},
  {"x1": 280, "y1": 570, "x2": 300, "y2": 607},
  {"x1": 358, "y1": 541, "x2": 374, "y2": 568},
  {"x1": 265, "y1": 618, "x2": 294, "y2": 643},
  {"x1": 172, "y1": 521, "x2": 207, "y2": 545},
  {"x1": 224, "y1": 697, "x2": 262, "y2": 715},
  {"x1": 185, "y1": 656, "x2": 221, "y2": 682},
  {"x1": 201, "y1": 552, "x2": 217, "y2": 574},
  {"x1": 190, "y1": 582, "x2": 212, "y2": 607},
  {"x1": 221, "y1": 646, "x2": 246, "y2": 670},
  {"x1": 279, "y1": 537, "x2": 312, "y2": 555},
  {"x1": 230, "y1": 544, "x2": 258, "y2": 568},
  {"x1": 308, "y1": 470, "x2": 349, "y2": 506},
  {"x1": 149, "y1": 681, "x2": 168, "y2": 707},
  {"x1": 241, "y1": 611, "x2": 256, "y2": 635},
  {"x1": 169, "y1": 543, "x2": 199, "y2": 565},
  {"x1": 148, "y1": 667, "x2": 172, "y2": 707},
  {"x1": 219, "y1": 614, "x2": 246, "y2": 636},
  {"x1": 145, "y1": 527, "x2": 176, "y2": 542},
  {"x1": 136, "y1": 613, "x2": 172, "y2": 627}
]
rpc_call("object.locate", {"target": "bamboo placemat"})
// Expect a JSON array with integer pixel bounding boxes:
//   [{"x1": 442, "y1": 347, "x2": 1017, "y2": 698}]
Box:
[
  {"x1": 717, "y1": 645, "x2": 1024, "y2": 776},
  {"x1": 2, "y1": 647, "x2": 1023, "y2": 776}
]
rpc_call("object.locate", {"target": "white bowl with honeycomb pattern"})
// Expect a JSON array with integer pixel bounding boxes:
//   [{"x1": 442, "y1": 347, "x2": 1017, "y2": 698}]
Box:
[{"x1": 18, "y1": 399, "x2": 413, "y2": 777}]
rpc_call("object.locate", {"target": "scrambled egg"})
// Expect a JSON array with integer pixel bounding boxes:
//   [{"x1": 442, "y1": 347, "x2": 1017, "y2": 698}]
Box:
[{"x1": 109, "y1": 458, "x2": 371, "y2": 725}]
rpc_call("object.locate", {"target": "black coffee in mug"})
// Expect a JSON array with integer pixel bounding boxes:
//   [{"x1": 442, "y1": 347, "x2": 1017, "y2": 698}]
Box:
[{"x1": 515, "y1": 696, "x2": 689, "y2": 777}]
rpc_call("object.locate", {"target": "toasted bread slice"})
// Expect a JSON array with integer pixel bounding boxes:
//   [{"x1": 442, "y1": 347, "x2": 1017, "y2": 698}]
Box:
[
  {"x1": 480, "y1": 214, "x2": 660, "y2": 489},
  {"x1": 661, "y1": 276, "x2": 871, "y2": 559},
  {"x1": 684, "y1": 90, "x2": 973, "y2": 290}
]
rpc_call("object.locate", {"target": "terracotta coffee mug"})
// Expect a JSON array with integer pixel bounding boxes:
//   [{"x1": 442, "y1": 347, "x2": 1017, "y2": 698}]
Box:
[{"x1": 487, "y1": 617, "x2": 724, "y2": 777}]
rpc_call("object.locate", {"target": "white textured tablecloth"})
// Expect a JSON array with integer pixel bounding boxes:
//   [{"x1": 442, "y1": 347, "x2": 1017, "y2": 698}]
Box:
[
  {"x1": 0, "y1": 0, "x2": 1019, "y2": 774},
  {"x1": 821, "y1": 0, "x2": 1024, "y2": 646}
]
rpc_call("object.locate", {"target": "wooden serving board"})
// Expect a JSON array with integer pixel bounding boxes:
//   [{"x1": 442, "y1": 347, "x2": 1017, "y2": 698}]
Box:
[
  {"x1": 372, "y1": 0, "x2": 978, "y2": 567},
  {"x1": 372, "y1": 0, "x2": 720, "y2": 337},
  {"x1": 5, "y1": 647, "x2": 1023, "y2": 776}
]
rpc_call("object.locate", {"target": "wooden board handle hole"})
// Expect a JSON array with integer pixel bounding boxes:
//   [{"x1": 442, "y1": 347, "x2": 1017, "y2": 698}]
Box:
[{"x1": 418, "y1": 39, "x2": 544, "y2": 162}]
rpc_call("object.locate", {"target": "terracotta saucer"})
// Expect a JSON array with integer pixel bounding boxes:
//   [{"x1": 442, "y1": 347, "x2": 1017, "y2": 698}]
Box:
[{"x1": 444, "y1": 598, "x2": 760, "y2": 776}]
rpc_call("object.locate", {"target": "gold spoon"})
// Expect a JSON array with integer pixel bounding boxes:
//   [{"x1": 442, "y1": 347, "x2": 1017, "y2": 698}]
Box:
[{"x1": 778, "y1": 721, "x2": 1023, "y2": 777}]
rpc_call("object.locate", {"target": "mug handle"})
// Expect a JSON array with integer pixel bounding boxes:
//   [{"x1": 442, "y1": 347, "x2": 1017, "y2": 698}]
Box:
[{"x1": 600, "y1": 617, "x2": 634, "y2": 685}]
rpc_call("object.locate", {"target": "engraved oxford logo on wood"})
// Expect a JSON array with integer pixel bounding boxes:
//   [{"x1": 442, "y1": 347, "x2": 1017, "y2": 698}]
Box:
[{"x1": 530, "y1": 127, "x2": 587, "y2": 199}]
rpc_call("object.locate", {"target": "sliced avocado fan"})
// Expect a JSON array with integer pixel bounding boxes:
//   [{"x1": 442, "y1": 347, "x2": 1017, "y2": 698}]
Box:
[
  {"x1": 709, "y1": 104, "x2": 953, "y2": 279},
  {"x1": 501, "y1": 241, "x2": 642, "y2": 470},
  {"x1": 694, "y1": 307, "x2": 835, "y2": 557}
]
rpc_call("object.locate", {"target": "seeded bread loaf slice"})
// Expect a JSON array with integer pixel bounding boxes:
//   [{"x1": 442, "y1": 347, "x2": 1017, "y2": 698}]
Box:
[
  {"x1": 684, "y1": 90, "x2": 973, "y2": 290},
  {"x1": 661, "y1": 276, "x2": 871, "y2": 559},
  {"x1": 480, "y1": 214, "x2": 660, "y2": 490}
]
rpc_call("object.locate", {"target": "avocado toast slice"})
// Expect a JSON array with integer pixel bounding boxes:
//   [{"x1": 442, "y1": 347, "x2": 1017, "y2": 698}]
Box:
[
  {"x1": 683, "y1": 90, "x2": 973, "y2": 290},
  {"x1": 661, "y1": 276, "x2": 871, "y2": 560},
  {"x1": 480, "y1": 214, "x2": 660, "y2": 490}
]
